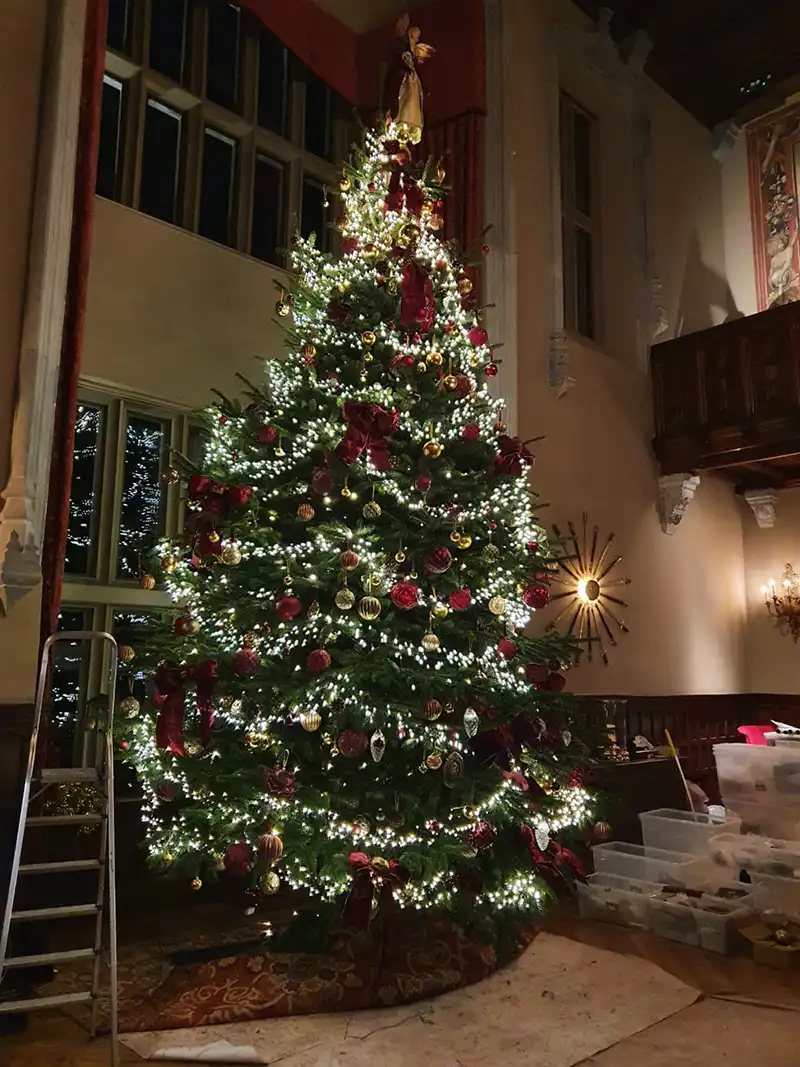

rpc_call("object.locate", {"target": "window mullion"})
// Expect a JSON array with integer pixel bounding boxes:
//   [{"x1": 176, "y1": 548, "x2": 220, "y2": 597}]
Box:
[
  {"x1": 239, "y1": 130, "x2": 256, "y2": 253},
  {"x1": 183, "y1": 103, "x2": 204, "y2": 232},
  {"x1": 105, "y1": 400, "x2": 129, "y2": 587},
  {"x1": 91, "y1": 399, "x2": 122, "y2": 588},
  {"x1": 125, "y1": 71, "x2": 147, "y2": 208}
]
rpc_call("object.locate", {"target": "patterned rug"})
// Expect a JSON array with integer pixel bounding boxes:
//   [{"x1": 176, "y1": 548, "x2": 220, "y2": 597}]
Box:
[{"x1": 38, "y1": 912, "x2": 535, "y2": 1033}]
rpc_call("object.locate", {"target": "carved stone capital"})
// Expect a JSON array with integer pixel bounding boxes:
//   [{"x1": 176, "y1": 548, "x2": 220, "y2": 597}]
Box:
[
  {"x1": 711, "y1": 120, "x2": 742, "y2": 163},
  {"x1": 744, "y1": 488, "x2": 778, "y2": 528},
  {"x1": 548, "y1": 329, "x2": 574, "y2": 399},
  {"x1": 658, "y1": 474, "x2": 700, "y2": 535},
  {"x1": 0, "y1": 524, "x2": 42, "y2": 616}
]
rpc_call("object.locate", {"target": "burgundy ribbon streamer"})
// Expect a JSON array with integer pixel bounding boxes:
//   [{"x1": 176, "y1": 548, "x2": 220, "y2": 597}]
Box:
[
  {"x1": 521, "y1": 825, "x2": 586, "y2": 892},
  {"x1": 153, "y1": 660, "x2": 217, "y2": 755},
  {"x1": 187, "y1": 475, "x2": 253, "y2": 517},
  {"x1": 494, "y1": 435, "x2": 534, "y2": 477},
  {"x1": 399, "y1": 261, "x2": 435, "y2": 333},
  {"x1": 335, "y1": 402, "x2": 399, "y2": 470},
  {"x1": 342, "y1": 852, "x2": 408, "y2": 929}
]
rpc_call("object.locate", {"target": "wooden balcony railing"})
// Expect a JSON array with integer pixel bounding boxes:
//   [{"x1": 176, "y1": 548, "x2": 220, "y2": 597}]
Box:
[{"x1": 651, "y1": 302, "x2": 800, "y2": 486}]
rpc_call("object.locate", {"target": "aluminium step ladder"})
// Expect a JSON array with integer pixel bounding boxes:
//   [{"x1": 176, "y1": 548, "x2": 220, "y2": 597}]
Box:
[{"x1": 0, "y1": 632, "x2": 120, "y2": 1067}]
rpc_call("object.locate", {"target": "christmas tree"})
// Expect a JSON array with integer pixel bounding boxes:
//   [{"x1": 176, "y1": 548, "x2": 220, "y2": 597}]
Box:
[{"x1": 122, "y1": 26, "x2": 597, "y2": 932}]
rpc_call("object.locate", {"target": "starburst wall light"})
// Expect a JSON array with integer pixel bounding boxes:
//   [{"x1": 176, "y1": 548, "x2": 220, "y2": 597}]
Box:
[{"x1": 546, "y1": 514, "x2": 631, "y2": 665}]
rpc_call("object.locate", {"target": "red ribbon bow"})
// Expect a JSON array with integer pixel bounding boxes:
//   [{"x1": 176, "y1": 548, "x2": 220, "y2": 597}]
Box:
[
  {"x1": 342, "y1": 852, "x2": 408, "y2": 929},
  {"x1": 494, "y1": 435, "x2": 534, "y2": 477},
  {"x1": 335, "y1": 402, "x2": 399, "y2": 470},
  {"x1": 399, "y1": 262, "x2": 435, "y2": 333},
  {"x1": 521, "y1": 825, "x2": 585, "y2": 893},
  {"x1": 153, "y1": 660, "x2": 217, "y2": 755},
  {"x1": 187, "y1": 475, "x2": 253, "y2": 516}
]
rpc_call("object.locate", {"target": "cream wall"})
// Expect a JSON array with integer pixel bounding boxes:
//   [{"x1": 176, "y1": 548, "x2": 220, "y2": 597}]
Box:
[
  {"x1": 506, "y1": 0, "x2": 747, "y2": 695},
  {"x1": 0, "y1": 0, "x2": 48, "y2": 703},
  {"x1": 721, "y1": 135, "x2": 758, "y2": 317}
]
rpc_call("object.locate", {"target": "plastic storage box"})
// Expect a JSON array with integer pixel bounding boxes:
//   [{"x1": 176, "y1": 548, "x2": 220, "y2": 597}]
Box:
[
  {"x1": 577, "y1": 872, "x2": 661, "y2": 929},
  {"x1": 591, "y1": 842, "x2": 705, "y2": 885},
  {"x1": 639, "y1": 808, "x2": 741, "y2": 855},
  {"x1": 750, "y1": 871, "x2": 800, "y2": 921},
  {"x1": 708, "y1": 832, "x2": 800, "y2": 878},
  {"x1": 713, "y1": 743, "x2": 800, "y2": 800},
  {"x1": 649, "y1": 889, "x2": 751, "y2": 953},
  {"x1": 722, "y1": 795, "x2": 800, "y2": 841}
]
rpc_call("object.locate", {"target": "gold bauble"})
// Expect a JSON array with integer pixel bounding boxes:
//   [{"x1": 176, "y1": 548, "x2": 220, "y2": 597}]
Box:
[
  {"x1": 469, "y1": 353, "x2": 481, "y2": 368},
  {"x1": 258, "y1": 870, "x2": 281, "y2": 895},
  {"x1": 423, "y1": 440, "x2": 443, "y2": 459},
  {"x1": 118, "y1": 644, "x2": 135, "y2": 664},
  {"x1": 426, "y1": 350, "x2": 444, "y2": 367},
  {"x1": 184, "y1": 738, "x2": 202, "y2": 757},
  {"x1": 283, "y1": 574, "x2": 293, "y2": 585},
  {"x1": 416, "y1": 361, "x2": 429, "y2": 374},
  {"x1": 358, "y1": 596, "x2": 382, "y2": 621},
  {"x1": 161, "y1": 466, "x2": 180, "y2": 484},
  {"x1": 458, "y1": 276, "x2": 474, "y2": 296},
  {"x1": 363, "y1": 243, "x2": 378, "y2": 260},
  {"x1": 371, "y1": 856, "x2": 390, "y2": 871},
  {"x1": 163, "y1": 851, "x2": 173, "y2": 865},
  {"x1": 450, "y1": 529, "x2": 462, "y2": 544},
  {"x1": 426, "y1": 753, "x2": 443, "y2": 770},
  {"x1": 402, "y1": 221, "x2": 421, "y2": 244},
  {"x1": 191, "y1": 877, "x2": 203, "y2": 891},
  {"x1": 243, "y1": 631, "x2": 260, "y2": 648},
  {"x1": 395, "y1": 550, "x2": 406, "y2": 563},
  {"x1": 274, "y1": 445, "x2": 286, "y2": 457},
  {"x1": 429, "y1": 213, "x2": 444, "y2": 231},
  {"x1": 139, "y1": 574, "x2": 156, "y2": 590},
  {"x1": 118, "y1": 695, "x2": 140, "y2": 719},
  {"x1": 458, "y1": 534, "x2": 473, "y2": 549},
  {"x1": 207, "y1": 530, "x2": 221, "y2": 544},
  {"x1": 276, "y1": 299, "x2": 292, "y2": 318},
  {"x1": 443, "y1": 374, "x2": 458, "y2": 390},
  {"x1": 594, "y1": 820, "x2": 613, "y2": 842},
  {"x1": 443, "y1": 702, "x2": 455, "y2": 716},
  {"x1": 362, "y1": 500, "x2": 382, "y2": 521},
  {"x1": 300, "y1": 710, "x2": 322, "y2": 732},
  {"x1": 488, "y1": 595, "x2": 508, "y2": 616},
  {"x1": 335, "y1": 588, "x2": 356, "y2": 611},
  {"x1": 422, "y1": 632, "x2": 441, "y2": 653},
  {"x1": 341, "y1": 549, "x2": 359, "y2": 571},
  {"x1": 482, "y1": 543, "x2": 501, "y2": 562},
  {"x1": 362, "y1": 573, "x2": 383, "y2": 594},
  {"x1": 361, "y1": 330, "x2": 376, "y2": 346},
  {"x1": 424, "y1": 699, "x2": 442, "y2": 720},
  {"x1": 339, "y1": 175, "x2": 351, "y2": 192},
  {"x1": 301, "y1": 342, "x2": 317, "y2": 363},
  {"x1": 341, "y1": 486, "x2": 351, "y2": 498},
  {"x1": 221, "y1": 543, "x2": 242, "y2": 566},
  {"x1": 431, "y1": 601, "x2": 449, "y2": 620},
  {"x1": 163, "y1": 555, "x2": 178, "y2": 573},
  {"x1": 297, "y1": 503, "x2": 315, "y2": 521}
]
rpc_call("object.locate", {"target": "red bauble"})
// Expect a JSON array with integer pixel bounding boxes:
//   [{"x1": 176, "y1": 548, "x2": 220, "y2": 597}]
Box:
[
  {"x1": 415, "y1": 475, "x2": 432, "y2": 492},
  {"x1": 424, "y1": 547, "x2": 453, "y2": 574},
  {"x1": 566, "y1": 768, "x2": 583, "y2": 788},
  {"x1": 276, "y1": 596, "x2": 302, "y2": 621},
  {"x1": 545, "y1": 672, "x2": 567, "y2": 692},
  {"x1": 523, "y1": 583, "x2": 549, "y2": 609},
  {"x1": 257, "y1": 831, "x2": 284, "y2": 864},
  {"x1": 444, "y1": 320, "x2": 456, "y2": 333},
  {"x1": 340, "y1": 549, "x2": 360, "y2": 571},
  {"x1": 224, "y1": 839, "x2": 253, "y2": 876},
  {"x1": 497, "y1": 637, "x2": 518, "y2": 660},
  {"x1": 262, "y1": 764, "x2": 296, "y2": 798},
  {"x1": 485, "y1": 363, "x2": 499, "y2": 377},
  {"x1": 233, "y1": 648, "x2": 261, "y2": 677},
  {"x1": 449, "y1": 588, "x2": 472, "y2": 612},
  {"x1": 341, "y1": 237, "x2": 359, "y2": 255},
  {"x1": 307, "y1": 649, "x2": 331, "y2": 673},
  {"x1": 338, "y1": 729, "x2": 369, "y2": 758},
  {"x1": 455, "y1": 375, "x2": 472, "y2": 397},
  {"x1": 461, "y1": 423, "x2": 480, "y2": 442},
  {"x1": 390, "y1": 582, "x2": 419, "y2": 610},
  {"x1": 259, "y1": 425, "x2": 277, "y2": 445},
  {"x1": 468, "y1": 325, "x2": 489, "y2": 347},
  {"x1": 468, "y1": 820, "x2": 497, "y2": 851},
  {"x1": 311, "y1": 467, "x2": 335, "y2": 495},
  {"x1": 481, "y1": 243, "x2": 491, "y2": 255},
  {"x1": 525, "y1": 662, "x2": 550, "y2": 687},
  {"x1": 526, "y1": 540, "x2": 540, "y2": 553},
  {"x1": 228, "y1": 485, "x2": 253, "y2": 509},
  {"x1": 174, "y1": 615, "x2": 199, "y2": 636}
]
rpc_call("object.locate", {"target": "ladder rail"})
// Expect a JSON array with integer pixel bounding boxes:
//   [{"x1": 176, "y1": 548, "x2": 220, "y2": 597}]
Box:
[{"x1": 0, "y1": 631, "x2": 120, "y2": 1067}]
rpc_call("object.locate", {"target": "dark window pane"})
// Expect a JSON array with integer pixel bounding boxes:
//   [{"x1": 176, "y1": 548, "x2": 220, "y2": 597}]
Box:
[
  {"x1": 257, "y1": 27, "x2": 287, "y2": 134},
  {"x1": 301, "y1": 176, "x2": 328, "y2": 249},
  {"x1": 97, "y1": 75, "x2": 124, "y2": 200},
  {"x1": 575, "y1": 226, "x2": 595, "y2": 339},
  {"x1": 251, "y1": 154, "x2": 284, "y2": 264},
  {"x1": 117, "y1": 414, "x2": 168, "y2": 579},
  {"x1": 149, "y1": 0, "x2": 188, "y2": 83},
  {"x1": 304, "y1": 71, "x2": 330, "y2": 159},
  {"x1": 51, "y1": 609, "x2": 92, "y2": 731},
  {"x1": 65, "y1": 404, "x2": 105, "y2": 576},
  {"x1": 573, "y1": 109, "x2": 593, "y2": 217},
  {"x1": 187, "y1": 424, "x2": 209, "y2": 468},
  {"x1": 139, "y1": 97, "x2": 182, "y2": 224},
  {"x1": 199, "y1": 128, "x2": 237, "y2": 246},
  {"x1": 206, "y1": 2, "x2": 242, "y2": 110},
  {"x1": 107, "y1": 0, "x2": 131, "y2": 53},
  {"x1": 113, "y1": 611, "x2": 154, "y2": 706}
]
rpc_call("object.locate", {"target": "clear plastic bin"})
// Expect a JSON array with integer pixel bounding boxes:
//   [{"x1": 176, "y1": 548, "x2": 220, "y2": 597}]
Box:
[
  {"x1": 722, "y1": 795, "x2": 800, "y2": 841},
  {"x1": 577, "y1": 872, "x2": 661, "y2": 929},
  {"x1": 639, "y1": 808, "x2": 741, "y2": 855},
  {"x1": 695, "y1": 898, "x2": 751, "y2": 954},
  {"x1": 591, "y1": 841, "x2": 706, "y2": 885},
  {"x1": 708, "y1": 832, "x2": 800, "y2": 878},
  {"x1": 649, "y1": 894, "x2": 700, "y2": 946},
  {"x1": 713, "y1": 742, "x2": 800, "y2": 799},
  {"x1": 650, "y1": 889, "x2": 750, "y2": 953},
  {"x1": 750, "y1": 871, "x2": 800, "y2": 921}
]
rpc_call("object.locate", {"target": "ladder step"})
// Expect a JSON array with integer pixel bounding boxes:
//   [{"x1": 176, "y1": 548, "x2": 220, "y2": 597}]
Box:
[
  {"x1": 19, "y1": 859, "x2": 102, "y2": 874},
  {"x1": 11, "y1": 904, "x2": 100, "y2": 921},
  {"x1": 3, "y1": 948, "x2": 96, "y2": 968},
  {"x1": 26, "y1": 814, "x2": 104, "y2": 826},
  {"x1": 37, "y1": 768, "x2": 100, "y2": 784},
  {"x1": 0, "y1": 990, "x2": 94, "y2": 1014}
]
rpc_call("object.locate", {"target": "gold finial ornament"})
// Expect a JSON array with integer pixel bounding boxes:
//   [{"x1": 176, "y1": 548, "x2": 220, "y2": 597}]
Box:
[{"x1": 394, "y1": 15, "x2": 435, "y2": 145}]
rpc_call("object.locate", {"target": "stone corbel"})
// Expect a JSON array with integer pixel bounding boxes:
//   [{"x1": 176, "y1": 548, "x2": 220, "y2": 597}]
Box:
[
  {"x1": 548, "y1": 329, "x2": 575, "y2": 399},
  {"x1": 658, "y1": 474, "x2": 700, "y2": 535},
  {"x1": 711, "y1": 120, "x2": 742, "y2": 163},
  {"x1": 0, "y1": 0, "x2": 86, "y2": 615},
  {"x1": 744, "y1": 489, "x2": 778, "y2": 528}
]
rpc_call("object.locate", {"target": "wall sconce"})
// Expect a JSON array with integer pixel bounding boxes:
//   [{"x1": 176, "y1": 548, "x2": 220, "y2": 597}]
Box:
[
  {"x1": 548, "y1": 514, "x2": 632, "y2": 665},
  {"x1": 762, "y1": 563, "x2": 800, "y2": 641}
]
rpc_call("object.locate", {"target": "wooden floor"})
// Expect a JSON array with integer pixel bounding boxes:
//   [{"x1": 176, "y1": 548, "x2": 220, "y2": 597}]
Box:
[{"x1": 2, "y1": 908, "x2": 799, "y2": 1067}]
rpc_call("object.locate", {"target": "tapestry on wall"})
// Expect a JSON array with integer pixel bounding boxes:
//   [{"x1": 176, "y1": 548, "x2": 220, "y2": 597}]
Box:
[{"x1": 747, "y1": 99, "x2": 800, "y2": 311}]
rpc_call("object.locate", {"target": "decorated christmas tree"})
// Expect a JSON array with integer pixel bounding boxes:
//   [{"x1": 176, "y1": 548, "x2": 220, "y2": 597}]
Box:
[{"x1": 122, "y1": 22, "x2": 598, "y2": 934}]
